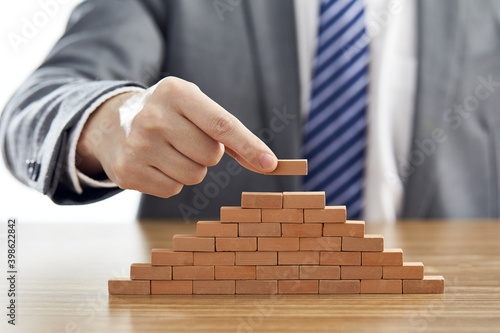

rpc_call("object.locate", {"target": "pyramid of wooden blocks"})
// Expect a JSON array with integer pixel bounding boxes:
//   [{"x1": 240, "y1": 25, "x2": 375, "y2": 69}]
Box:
[{"x1": 109, "y1": 190, "x2": 444, "y2": 295}]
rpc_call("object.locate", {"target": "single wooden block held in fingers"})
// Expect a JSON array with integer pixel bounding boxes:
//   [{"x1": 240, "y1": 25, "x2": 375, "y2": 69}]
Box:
[
  {"x1": 265, "y1": 159, "x2": 308, "y2": 175},
  {"x1": 108, "y1": 278, "x2": 150, "y2": 295}
]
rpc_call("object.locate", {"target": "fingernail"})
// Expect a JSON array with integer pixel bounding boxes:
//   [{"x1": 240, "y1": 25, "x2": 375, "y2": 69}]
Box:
[{"x1": 259, "y1": 153, "x2": 277, "y2": 171}]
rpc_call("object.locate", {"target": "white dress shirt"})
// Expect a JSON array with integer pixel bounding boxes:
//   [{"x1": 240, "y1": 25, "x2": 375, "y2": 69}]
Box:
[
  {"x1": 68, "y1": 0, "x2": 417, "y2": 223},
  {"x1": 294, "y1": 0, "x2": 417, "y2": 222}
]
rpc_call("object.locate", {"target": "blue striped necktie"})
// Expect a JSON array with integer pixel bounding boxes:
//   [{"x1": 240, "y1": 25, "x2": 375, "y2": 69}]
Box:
[{"x1": 303, "y1": 0, "x2": 369, "y2": 219}]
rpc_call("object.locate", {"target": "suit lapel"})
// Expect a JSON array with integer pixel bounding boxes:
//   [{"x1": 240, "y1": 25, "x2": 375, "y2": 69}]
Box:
[{"x1": 403, "y1": 0, "x2": 464, "y2": 217}]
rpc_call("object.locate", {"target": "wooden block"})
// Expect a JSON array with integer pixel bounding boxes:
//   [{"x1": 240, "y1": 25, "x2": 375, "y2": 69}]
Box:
[
  {"x1": 383, "y1": 262, "x2": 425, "y2": 280},
  {"x1": 130, "y1": 263, "x2": 171, "y2": 280},
  {"x1": 300, "y1": 237, "x2": 341, "y2": 251},
  {"x1": 361, "y1": 280, "x2": 402, "y2": 294},
  {"x1": 362, "y1": 249, "x2": 403, "y2": 266},
  {"x1": 304, "y1": 206, "x2": 346, "y2": 223},
  {"x1": 319, "y1": 280, "x2": 360, "y2": 294},
  {"x1": 261, "y1": 209, "x2": 303, "y2": 223},
  {"x1": 256, "y1": 265, "x2": 299, "y2": 279},
  {"x1": 258, "y1": 237, "x2": 299, "y2": 251},
  {"x1": 283, "y1": 192, "x2": 325, "y2": 209},
  {"x1": 342, "y1": 234, "x2": 384, "y2": 252},
  {"x1": 220, "y1": 207, "x2": 261, "y2": 222},
  {"x1": 239, "y1": 223, "x2": 281, "y2": 237},
  {"x1": 403, "y1": 276, "x2": 445, "y2": 294},
  {"x1": 323, "y1": 221, "x2": 365, "y2": 237},
  {"x1": 193, "y1": 252, "x2": 235, "y2": 266},
  {"x1": 236, "y1": 280, "x2": 278, "y2": 294},
  {"x1": 300, "y1": 265, "x2": 340, "y2": 279},
  {"x1": 264, "y1": 159, "x2": 307, "y2": 175},
  {"x1": 151, "y1": 249, "x2": 193, "y2": 266},
  {"x1": 241, "y1": 192, "x2": 282, "y2": 208},
  {"x1": 341, "y1": 266, "x2": 382, "y2": 279},
  {"x1": 196, "y1": 221, "x2": 238, "y2": 237},
  {"x1": 216, "y1": 237, "x2": 257, "y2": 252},
  {"x1": 173, "y1": 234, "x2": 214, "y2": 252},
  {"x1": 173, "y1": 266, "x2": 214, "y2": 280},
  {"x1": 278, "y1": 251, "x2": 319, "y2": 265},
  {"x1": 279, "y1": 280, "x2": 318, "y2": 294},
  {"x1": 235, "y1": 251, "x2": 277, "y2": 265},
  {"x1": 215, "y1": 266, "x2": 256, "y2": 280},
  {"x1": 151, "y1": 280, "x2": 192, "y2": 294},
  {"x1": 320, "y1": 251, "x2": 361, "y2": 265},
  {"x1": 193, "y1": 280, "x2": 235, "y2": 295},
  {"x1": 108, "y1": 278, "x2": 150, "y2": 295},
  {"x1": 282, "y1": 223, "x2": 323, "y2": 237}
]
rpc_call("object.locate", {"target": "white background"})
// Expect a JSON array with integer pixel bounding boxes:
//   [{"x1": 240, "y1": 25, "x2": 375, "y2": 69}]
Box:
[{"x1": 0, "y1": 0, "x2": 140, "y2": 223}]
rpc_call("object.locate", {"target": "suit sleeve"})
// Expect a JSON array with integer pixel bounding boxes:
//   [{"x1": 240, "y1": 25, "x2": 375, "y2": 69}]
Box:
[{"x1": 0, "y1": 0, "x2": 167, "y2": 205}]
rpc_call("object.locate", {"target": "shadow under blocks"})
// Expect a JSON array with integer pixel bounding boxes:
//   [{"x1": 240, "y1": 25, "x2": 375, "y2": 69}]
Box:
[{"x1": 108, "y1": 159, "x2": 444, "y2": 295}]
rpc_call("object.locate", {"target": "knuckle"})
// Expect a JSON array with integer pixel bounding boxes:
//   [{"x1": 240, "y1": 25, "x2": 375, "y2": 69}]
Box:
[
  {"x1": 165, "y1": 182, "x2": 184, "y2": 197},
  {"x1": 204, "y1": 145, "x2": 224, "y2": 167},
  {"x1": 185, "y1": 166, "x2": 207, "y2": 186},
  {"x1": 158, "y1": 76, "x2": 184, "y2": 95},
  {"x1": 111, "y1": 157, "x2": 132, "y2": 189},
  {"x1": 158, "y1": 77, "x2": 199, "y2": 97},
  {"x1": 135, "y1": 106, "x2": 164, "y2": 133},
  {"x1": 237, "y1": 142, "x2": 254, "y2": 160},
  {"x1": 211, "y1": 114, "x2": 235, "y2": 140}
]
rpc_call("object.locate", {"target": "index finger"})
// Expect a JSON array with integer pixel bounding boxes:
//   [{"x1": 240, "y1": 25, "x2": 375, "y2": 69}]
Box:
[{"x1": 180, "y1": 84, "x2": 278, "y2": 173}]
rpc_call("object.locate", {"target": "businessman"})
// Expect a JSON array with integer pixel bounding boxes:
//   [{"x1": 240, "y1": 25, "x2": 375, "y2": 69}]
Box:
[{"x1": 1, "y1": 0, "x2": 500, "y2": 222}]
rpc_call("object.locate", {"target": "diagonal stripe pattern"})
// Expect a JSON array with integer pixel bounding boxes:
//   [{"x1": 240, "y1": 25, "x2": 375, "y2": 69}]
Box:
[{"x1": 303, "y1": 0, "x2": 369, "y2": 219}]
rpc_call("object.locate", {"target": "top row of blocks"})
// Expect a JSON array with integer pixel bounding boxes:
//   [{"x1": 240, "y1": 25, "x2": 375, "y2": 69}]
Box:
[{"x1": 241, "y1": 192, "x2": 325, "y2": 209}]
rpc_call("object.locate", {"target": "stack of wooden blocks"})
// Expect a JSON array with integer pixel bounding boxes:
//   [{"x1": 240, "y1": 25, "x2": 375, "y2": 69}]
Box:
[{"x1": 109, "y1": 169, "x2": 444, "y2": 295}]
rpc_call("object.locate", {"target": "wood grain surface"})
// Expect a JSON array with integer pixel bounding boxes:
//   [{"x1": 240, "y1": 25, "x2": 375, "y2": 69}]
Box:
[{"x1": 1, "y1": 220, "x2": 499, "y2": 332}]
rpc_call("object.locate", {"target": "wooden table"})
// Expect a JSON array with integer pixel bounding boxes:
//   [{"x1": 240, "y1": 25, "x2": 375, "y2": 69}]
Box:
[{"x1": 1, "y1": 220, "x2": 499, "y2": 332}]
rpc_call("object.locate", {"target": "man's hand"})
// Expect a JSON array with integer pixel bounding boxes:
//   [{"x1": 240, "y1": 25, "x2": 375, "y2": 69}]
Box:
[{"x1": 76, "y1": 77, "x2": 278, "y2": 198}]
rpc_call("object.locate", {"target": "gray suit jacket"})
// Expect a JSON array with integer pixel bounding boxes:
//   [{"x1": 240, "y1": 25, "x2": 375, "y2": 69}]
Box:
[{"x1": 1, "y1": 0, "x2": 499, "y2": 219}]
